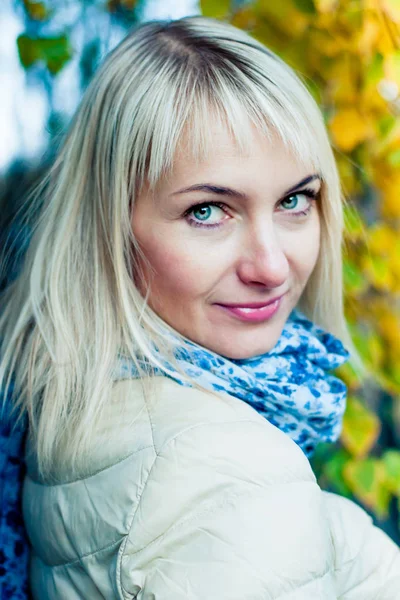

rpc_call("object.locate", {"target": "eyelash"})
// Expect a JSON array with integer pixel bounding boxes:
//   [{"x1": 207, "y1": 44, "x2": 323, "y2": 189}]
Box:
[{"x1": 183, "y1": 188, "x2": 319, "y2": 229}]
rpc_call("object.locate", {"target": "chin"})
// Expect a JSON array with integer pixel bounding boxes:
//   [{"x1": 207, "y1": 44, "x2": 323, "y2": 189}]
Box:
[
  {"x1": 211, "y1": 331, "x2": 284, "y2": 360},
  {"x1": 219, "y1": 347, "x2": 274, "y2": 360}
]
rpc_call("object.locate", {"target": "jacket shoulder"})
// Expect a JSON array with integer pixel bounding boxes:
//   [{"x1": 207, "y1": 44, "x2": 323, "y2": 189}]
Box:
[
  {"x1": 139, "y1": 376, "x2": 299, "y2": 454},
  {"x1": 105, "y1": 376, "x2": 315, "y2": 488},
  {"x1": 118, "y1": 380, "x2": 329, "y2": 599}
]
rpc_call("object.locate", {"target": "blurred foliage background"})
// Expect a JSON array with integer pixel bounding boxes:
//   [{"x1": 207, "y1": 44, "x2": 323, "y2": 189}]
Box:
[{"x1": 1, "y1": 0, "x2": 399, "y2": 542}]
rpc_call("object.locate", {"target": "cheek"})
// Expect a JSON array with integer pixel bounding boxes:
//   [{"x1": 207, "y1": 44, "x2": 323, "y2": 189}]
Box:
[
  {"x1": 286, "y1": 216, "x2": 320, "y2": 281},
  {"x1": 136, "y1": 233, "x2": 216, "y2": 300}
]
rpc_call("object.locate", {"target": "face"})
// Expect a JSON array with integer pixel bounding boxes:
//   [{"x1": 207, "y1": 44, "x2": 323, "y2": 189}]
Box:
[{"x1": 131, "y1": 124, "x2": 321, "y2": 359}]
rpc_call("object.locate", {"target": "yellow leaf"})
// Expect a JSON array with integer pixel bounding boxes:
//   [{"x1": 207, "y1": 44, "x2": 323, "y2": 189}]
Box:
[
  {"x1": 336, "y1": 362, "x2": 363, "y2": 392},
  {"x1": 381, "y1": 0, "x2": 400, "y2": 23},
  {"x1": 314, "y1": 0, "x2": 338, "y2": 12},
  {"x1": 382, "y1": 173, "x2": 400, "y2": 218},
  {"x1": 256, "y1": 0, "x2": 310, "y2": 38},
  {"x1": 329, "y1": 108, "x2": 371, "y2": 151},
  {"x1": 378, "y1": 310, "x2": 400, "y2": 353},
  {"x1": 23, "y1": 0, "x2": 48, "y2": 21},
  {"x1": 361, "y1": 254, "x2": 396, "y2": 292},
  {"x1": 230, "y1": 6, "x2": 256, "y2": 30},
  {"x1": 341, "y1": 396, "x2": 381, "y2": 458},
  {"x1": 309, "y1": 27, "x2": 343, "y2": 58},
  {"x1": 361, "y1": 11, "x2": 381, "y2": 51},
  {"x1": 372, "y1": 114, "x2": 400, "y2": 156},
  {"x1": 384, "y1": 50, "x2": 400, "y2": 84},
  {"x1": 368, "y1": 223, "x2": 398, "y2": 255},
  {"x1": 336, "y1": 156, "x2": 362, "y2": 195},
  {"x1": 388, "y1": 251, "x2": 400, "y2": 289},
  {"x1": 328, "y1": 57, "x2": 359, "y2": 104}
]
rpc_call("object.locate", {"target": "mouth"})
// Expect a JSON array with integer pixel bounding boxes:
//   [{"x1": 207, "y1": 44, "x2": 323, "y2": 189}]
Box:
[{"x1": 214, "y1": 294, "x2": 286, "y2": 323}]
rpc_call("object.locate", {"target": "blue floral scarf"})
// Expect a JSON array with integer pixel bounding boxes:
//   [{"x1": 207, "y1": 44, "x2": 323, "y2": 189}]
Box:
[
  {"x1": 0, "y1": 396, "x2": 29, "y2": 600},
  {"x1": 116, "y1": 309, "x2": 350, "y2": 456}
]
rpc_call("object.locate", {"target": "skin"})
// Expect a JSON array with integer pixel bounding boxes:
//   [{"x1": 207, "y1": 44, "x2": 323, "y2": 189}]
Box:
[{"x1": 131, "y1": 124, "x2": 321, "y2": 359}]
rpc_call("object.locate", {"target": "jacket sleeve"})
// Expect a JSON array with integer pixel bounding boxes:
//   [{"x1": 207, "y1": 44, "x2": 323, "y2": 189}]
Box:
[
  {"x1": 118, "y1": 419, "x2": 339, "y2": 599},
  {"x1": 323, "y1": 491, "x2": 400, "y2": 599}
]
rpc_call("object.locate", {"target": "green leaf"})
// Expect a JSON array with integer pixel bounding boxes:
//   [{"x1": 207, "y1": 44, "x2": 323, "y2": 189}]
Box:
[
  {"x1": 382, "y1": 450, "x2": 400, "y2": 495},
  {"x1": 344, "y1": 204, "x2": 365, "y2": 238},
  {"x1": 17, "y1": 34, "x2": 72, "y2": 74},
  {"x1": 343, "y1": 259, "x2": 368, "y2": 295},
  {"x1": 351, "y1": 460, "x2": 374, "y2": 489},
  {"x1": 344, "y1": 458, "x2": 391, "y2": 518},
  {"x1": 341, "y1": 396, "x2": 380, "y2": 458},
  {"x1": 363, "y1": 255, "x2": 393, "y2": 291},
  {"x1": 388, "y1": 148, "x2": 400, "y2": 167},
  {"x1": 293, "y1": 0, "x2": 317, "y2": 15},
  {"x1": 201, "y1": 0, "x2": 231, "y2": 18},
  {"x1": 377, "y1": 115, "x2": 397, "y2": 138},
  {"x1": 322, "y1": 449, "x2": 353, "y2": 497},
  {"x1": 40, "y1": 36, "x2": 73, "y2": 74},
  {"x1": 348, "y1": 325, "x2": 385, "y2": 368},
  {"x1": 366, "y1": 52, "x2": 384, "y2": 85},
  {"x1": 336, "y1": 361, "x2": 362, "y2": 390},
  {"x1": 17, "y1": 35, "x2": 41, "y2": 69}
]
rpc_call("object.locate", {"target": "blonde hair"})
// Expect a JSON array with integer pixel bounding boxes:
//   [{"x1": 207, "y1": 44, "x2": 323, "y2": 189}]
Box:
[{"x1": 0, "y1": 16, "x2": 354, "y2": 479}]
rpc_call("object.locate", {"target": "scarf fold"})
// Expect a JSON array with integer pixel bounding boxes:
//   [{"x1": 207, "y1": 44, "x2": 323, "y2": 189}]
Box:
[{"x1": 115, "y1": 310, "x2": 350, "y2": 456}]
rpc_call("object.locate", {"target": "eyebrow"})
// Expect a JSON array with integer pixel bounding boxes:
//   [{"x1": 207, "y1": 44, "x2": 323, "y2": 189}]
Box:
[{"x1": 171, "y1": 174, "x2": 321, "y2": 199}]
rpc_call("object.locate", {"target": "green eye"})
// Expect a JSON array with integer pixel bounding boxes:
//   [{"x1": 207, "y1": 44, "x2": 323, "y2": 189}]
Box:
[
  {"x1": 278, "y1": 192, "x2": 314, "y2": 215},
  {"x1": 186, "y1": 202, "x2": 228, "y2": 228},
  {"x1": 193, "y1": 206, "x2": 212, "y2": 221},
  {"x1": 281, "y1": 195, "x2": 299, "y2": 210}
]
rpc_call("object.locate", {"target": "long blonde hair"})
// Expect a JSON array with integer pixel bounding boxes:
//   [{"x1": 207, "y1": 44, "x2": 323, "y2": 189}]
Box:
[{"x1": 0, "y1": 16, "x2": 353, "y2": 479}]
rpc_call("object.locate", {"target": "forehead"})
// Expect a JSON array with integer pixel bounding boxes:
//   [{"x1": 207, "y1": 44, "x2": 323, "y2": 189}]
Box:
[{"x1": 157, "y1": 121, "x2": 316, "y2": 195}]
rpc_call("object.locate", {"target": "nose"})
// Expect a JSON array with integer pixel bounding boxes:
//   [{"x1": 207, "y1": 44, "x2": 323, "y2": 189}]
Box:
[{"x1": 237, "y1": 225, "x2": 289, "y2": 289}]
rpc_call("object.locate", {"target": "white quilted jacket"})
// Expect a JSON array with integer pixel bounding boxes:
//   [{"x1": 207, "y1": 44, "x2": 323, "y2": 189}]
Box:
[{"x1": 23, "y1": 377, "x2": 400, "y2": 599}]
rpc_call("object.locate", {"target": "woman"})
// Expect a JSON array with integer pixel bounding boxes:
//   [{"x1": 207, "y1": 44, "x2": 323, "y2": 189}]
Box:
[{"x1": 1, "y1": 16, "x2": 399, "y2": 598}]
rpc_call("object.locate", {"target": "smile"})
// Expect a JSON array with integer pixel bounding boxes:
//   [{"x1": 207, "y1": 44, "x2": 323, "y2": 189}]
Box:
[{"x1": 215, "y1": 295, "x2": 285, "y2": 323}]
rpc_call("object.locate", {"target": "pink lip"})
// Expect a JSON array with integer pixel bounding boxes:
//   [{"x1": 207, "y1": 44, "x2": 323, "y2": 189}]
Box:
[{"x1": 215, "y1": 294, "x2": 285, "y2": 323}]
